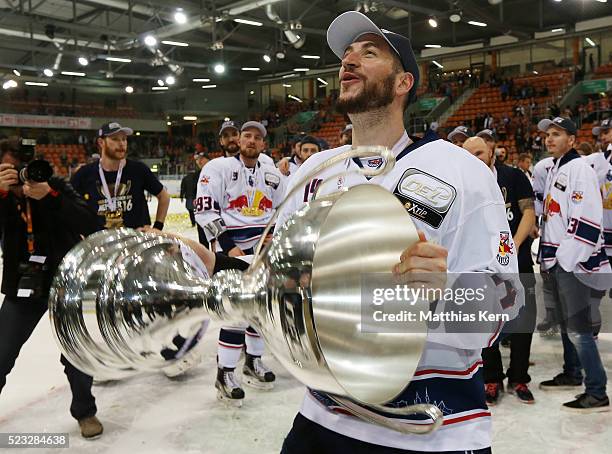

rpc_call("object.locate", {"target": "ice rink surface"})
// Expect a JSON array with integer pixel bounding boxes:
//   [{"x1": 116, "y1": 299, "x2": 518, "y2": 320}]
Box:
[{"x1": 1, "y1": 199, "x2": 611, "y2": 453}]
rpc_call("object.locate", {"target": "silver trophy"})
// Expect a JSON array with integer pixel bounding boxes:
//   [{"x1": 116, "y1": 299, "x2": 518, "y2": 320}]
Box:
[{"x1": 49, "y1": 147, "x2": 443, "y2": 434}]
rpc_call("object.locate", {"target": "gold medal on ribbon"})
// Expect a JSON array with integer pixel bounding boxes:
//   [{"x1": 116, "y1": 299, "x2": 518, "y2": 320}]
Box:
[{"x1": 104, "y1": 209, "x2": 124, "y2": 229}]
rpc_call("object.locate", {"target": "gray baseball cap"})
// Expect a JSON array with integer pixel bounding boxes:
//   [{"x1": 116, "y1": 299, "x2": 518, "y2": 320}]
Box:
[
  {"x1": 593, "y1": 118, "x2": 611, "y2": 136},
  {"x1": 241, "y1": 121, "x2": 267, "y2": 138},
  {"x1": 537, "y1": 117, "x2": 577, "y2": 135},
  {"x1": 447, "y1": 126, "x2": 473, "y2": 142}
]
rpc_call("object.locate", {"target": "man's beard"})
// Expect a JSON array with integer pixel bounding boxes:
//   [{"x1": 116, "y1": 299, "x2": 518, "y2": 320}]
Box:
[
  {"x1": 106, "y1": 148, "x2": 126, "y2": 160},
  {"x1": 336, "y1": 73, "x2": 396, "y2": 115},
  {"x1": 222, "y1": 142, "x2": 239, "y2": 156},
  {"x1": 240, "y1": 147, "x2": 260, "y2": 160}
]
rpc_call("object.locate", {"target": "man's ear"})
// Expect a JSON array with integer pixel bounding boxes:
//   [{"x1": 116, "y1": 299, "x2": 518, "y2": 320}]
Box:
[{"x1": 397, "y1": 71, "x2": 414, "y2": 97}]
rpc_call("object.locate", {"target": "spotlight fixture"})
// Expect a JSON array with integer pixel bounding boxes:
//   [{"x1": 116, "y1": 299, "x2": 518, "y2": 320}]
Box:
[
  {"x1": 43, "y1": 68, "x2": 54, "y2": 77},
  {"x1": 157, "y1": 79, "x2": 165, "y2": 86},
  {"x1": 125, "y1": 85, "x2": 134, "y2": 93},
  {"x1": 467, "y1": 20, "x2": 487, "y2": 27},
  {"x1": 263, "y1": 54, "x2": 272, "y2": 63},
  {"x1": 12, "y1": 69, "x2": 21, "y2": 76},
  {"x1": 428, "y1": 17, "x2": 438, "y2": 28},
  {"x1": 432, "y1": 60, "x2": 444, "y2": 69},
  {"x1": 249, "y1": 90, "x2": 255, "y2": 95},
  {"x1": 144, "y1": 35, "x2": 158, "y2": 47},
  {"x1": 78, "y1": 56, "x2": 89, "y2": 66},
  {"x1": 165, "y1": 75, "x2": 176, "y2": 85},
  {"x1": 233, "y1": 18, "x2": 263, "y2": 27},
  {"x1": 585, "y1": 37, "x2": 596, "y2": 47},
  {"x1": 214, "y1": 63, "x2": 225, "y2": 74},
  {"x1": 161, "y1": 40, "x2": 189, "y2": 47},
  {"x1": 449, "y1": 12, "x2": 462, "y2": 23},
  {"x1": 224, "y1": 117, "x2": 230, "y2": 121},
  {"x1": 2, "y1": 80, "x2": 18, "y2": 90},
  {"x1": 174, "y1": 9, "x2": 187, "y2": 24},
  {"x1": 276, "y1": 51, "x2": 285, "y2": 60}
]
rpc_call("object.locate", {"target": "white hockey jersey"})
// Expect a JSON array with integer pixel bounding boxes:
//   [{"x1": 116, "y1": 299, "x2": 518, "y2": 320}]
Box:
[
  {"x1": 532, "y1": 156, "x2": 554, "y2": 217},
  {"x1": 276, "y1": 131, "x2": 522, "y2": 452},
  {"x1": 539, "y1": 149, "x2": 612, "y2": 290},
  {"x1": 585, "y1": 145, "x2": 612, "y2": 256},
  {"x1": 195, "y1": 154, "x2": 286, "y2": 252}
]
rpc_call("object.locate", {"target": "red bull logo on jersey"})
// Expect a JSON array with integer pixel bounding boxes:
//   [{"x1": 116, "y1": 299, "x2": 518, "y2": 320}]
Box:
[
  {"x1": 200, "y1": 175, "x2": 210, "y2": 185},
  {"x1": 571, "y1": 191, "x2": 583, "y2": 204},
  {"x1": 497, "y1": 231, "x2": 514, "y2": 266},
  {"x1": 544, "y1": 194, "x2": 561, "y2": 219},
  {"x1": 227, "y1": 190, "x2": 273, "y2": 217}
]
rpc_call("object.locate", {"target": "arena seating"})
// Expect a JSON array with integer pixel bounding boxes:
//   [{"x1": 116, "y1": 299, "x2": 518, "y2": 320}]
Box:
[
  {"x1": 4, "y1": 99, "x2": 138, "y2": 118},
  {"x1": 313, "y1": 114, "x2": 346, "y2": 149},
  {"x1": 35, "y1": 143, "x2": 87, "y2": 176},
  {"x1": 594, "y1": 63, "x2": 612, "y2": 79}
]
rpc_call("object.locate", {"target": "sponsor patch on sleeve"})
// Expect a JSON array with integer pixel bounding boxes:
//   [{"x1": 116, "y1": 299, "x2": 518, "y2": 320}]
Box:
[
  {"x1": 392, "y1": 168, "x2": 457, "y2": 229},
  {"x1": 571, "y1": 191, "x2": 583, "y2": 203},
  {"x1": 496, "y1": 231, "x2": 514, "y2": 266}
]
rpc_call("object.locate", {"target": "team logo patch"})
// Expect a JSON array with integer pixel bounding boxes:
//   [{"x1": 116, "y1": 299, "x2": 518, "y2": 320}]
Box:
[
  {"x1": 264, "y1": 172, "x2": 280, "y2": 189},
  {"x1": 393, "y1": 168, "x2": 457, "y2": 229},
  {"x1": 367, "y1": 158, "x2": 383, "y2": 168},
  {"x1": 544, "y1": 194, "x2": 561, "y2": 219},
  {"x1": 200, "y1": 175, "x2": 210, "y2": 184},
  {"x1": 571, "y1": 191, "x2": 583, "y2": 203},
  {"x1": 497, "y1": 231, "x2": 514, "y2": 266}
]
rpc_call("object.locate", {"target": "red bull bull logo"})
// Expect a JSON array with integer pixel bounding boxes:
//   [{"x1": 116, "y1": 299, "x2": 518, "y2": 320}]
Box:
[
  {"x1": 497, "y1": 231, "x2": 514, "y2": 266},
  {"x1": 227, "y1": 190, "x2": 273, "y2": 217},
  {"x1": 545, "y1": 194, "x2": 561, "y2": 219}
]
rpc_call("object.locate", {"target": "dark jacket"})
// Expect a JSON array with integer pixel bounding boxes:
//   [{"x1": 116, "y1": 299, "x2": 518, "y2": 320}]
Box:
[
  {"x1": 0, "y1": 176, "x2": 99, "y2": 298},
  {"x1": 180, "y1": 171, "x2": 200, "y2": 210}
]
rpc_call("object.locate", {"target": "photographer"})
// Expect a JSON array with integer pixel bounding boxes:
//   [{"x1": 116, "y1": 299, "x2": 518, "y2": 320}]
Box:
[{"x1": 0, "y1": 138, "x2": 103, "y2": 439}]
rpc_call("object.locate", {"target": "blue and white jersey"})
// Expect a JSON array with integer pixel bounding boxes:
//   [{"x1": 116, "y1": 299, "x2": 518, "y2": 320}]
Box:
[
  {"x1": 585, "y1": 144, "x2": 612, "y2": 256},
  {"x1": 276, "y1": 131, "x2": 522, "y2": 452},
  {"x1": 540, "y1": 149, "x2": 612, "y2": 290}
]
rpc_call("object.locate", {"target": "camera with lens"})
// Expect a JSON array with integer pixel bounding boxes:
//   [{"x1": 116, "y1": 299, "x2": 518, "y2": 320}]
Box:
[
  {"x1": 17, "y1": 260, "x2": 50, "y2": 299},
  {"x1": 15, "y1": 138, "x2": 53, "y2": 185}
]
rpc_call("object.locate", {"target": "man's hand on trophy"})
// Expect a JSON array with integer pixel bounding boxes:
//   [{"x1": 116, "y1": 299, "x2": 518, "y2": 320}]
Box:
[{"x1": 392, "y1": 230, "x2": 448, "y2": 299}]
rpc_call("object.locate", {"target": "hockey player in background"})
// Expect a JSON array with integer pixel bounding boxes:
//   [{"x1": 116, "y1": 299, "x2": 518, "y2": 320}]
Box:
[
  {"x1": 536, "y1": 117, "x2": 609, "y2": 413},
  {"x1": 195, "y1": 121, "x2": 286, "y2": 406},
  {"x1": 276, "y1": 11, "x2": 522, "y2": 453}
]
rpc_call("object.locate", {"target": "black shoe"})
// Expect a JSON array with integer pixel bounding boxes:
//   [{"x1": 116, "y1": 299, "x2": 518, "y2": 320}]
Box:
[
  {"x1": 508, "y1": 382, "x2": 535, "y2": 404},
  {"x1": 539, "y1": 373, "x2": 582, "y2": 390},
  {"x1": 536, "y1": 318, "x2": 557, "y2": 332},
  {"x1": 485, "y1": 382, "x2": 503, "y2": 406},
  {"x1": 562, "y1": 393, "x2": 610, "y2": 413}
]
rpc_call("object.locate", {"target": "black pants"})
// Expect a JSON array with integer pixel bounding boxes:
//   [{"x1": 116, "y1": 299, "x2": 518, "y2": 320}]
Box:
[
  {"x1": 482, "y1": 273, "x2": 537, "y2": 384},
  {"x1": 188, "y1": 209, "x2": 196, "y2": 227},
  {"x1": 281, "y1": 413, "x2": 492, "y2": 454},
  {"x1": 0, "y1": 297, "x2": 97, "y2": 421}
]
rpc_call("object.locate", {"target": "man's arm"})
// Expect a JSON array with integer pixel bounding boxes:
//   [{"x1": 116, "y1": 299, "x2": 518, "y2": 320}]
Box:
[
  {"x1": 514, "y1": 200, "x2": 536, "y2": 250},
  {"x1": 154, "y1": 187, "x2": 170, "y2": 228}
]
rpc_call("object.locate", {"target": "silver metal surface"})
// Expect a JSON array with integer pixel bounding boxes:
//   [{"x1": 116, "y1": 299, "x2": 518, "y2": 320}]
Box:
[{"x1": 49, "y1": 147, "x2": 443, "y2": 434}]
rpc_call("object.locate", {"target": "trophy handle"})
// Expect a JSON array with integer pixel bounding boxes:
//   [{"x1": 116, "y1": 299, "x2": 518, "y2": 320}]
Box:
[
  {"x1": 253, "y1": 146, "x2": 396, "y2": 258},
  {"x1": 329, "y1": 395, "x2": 443, "y2": 435}
]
